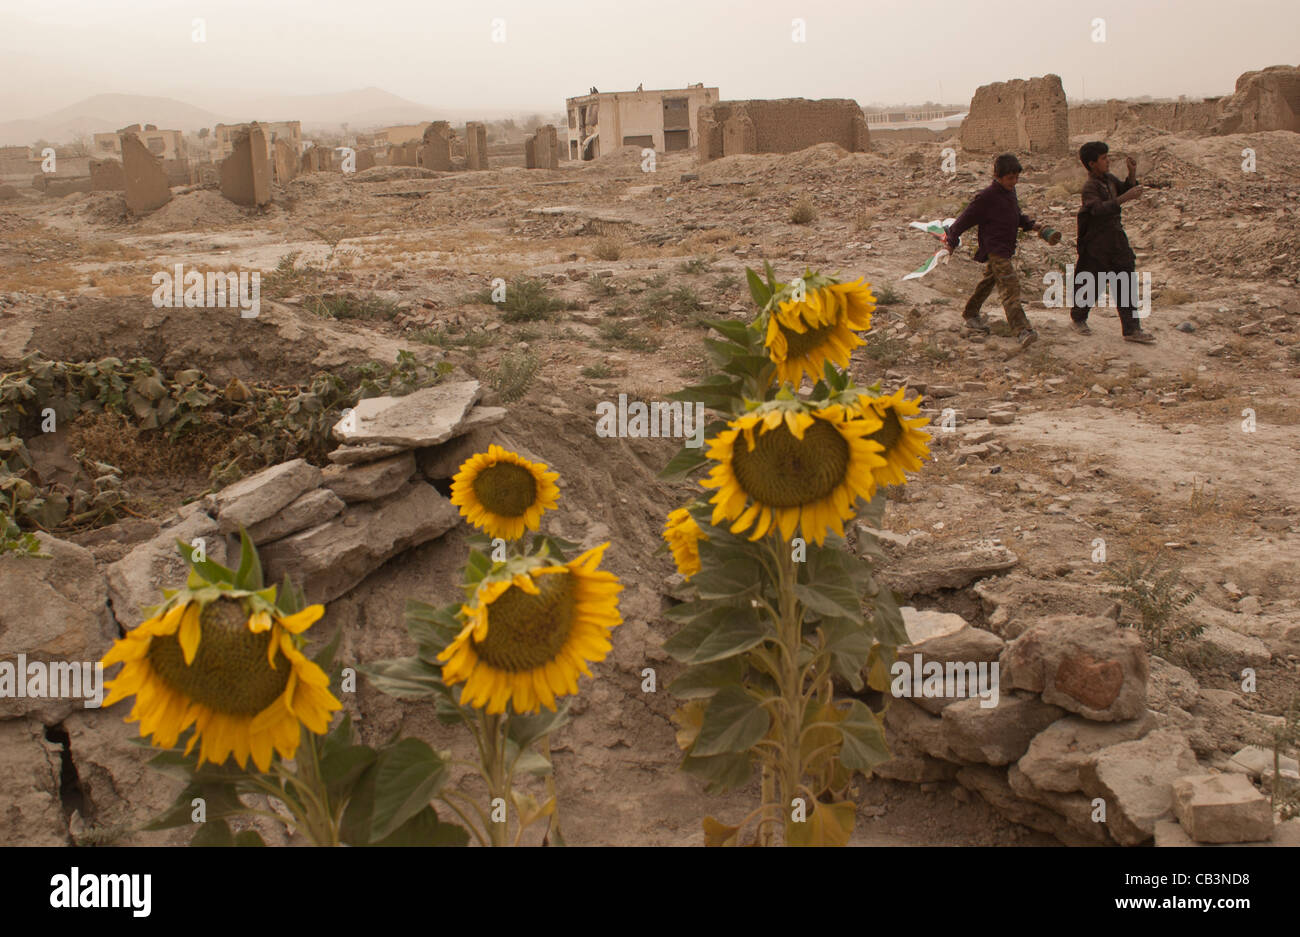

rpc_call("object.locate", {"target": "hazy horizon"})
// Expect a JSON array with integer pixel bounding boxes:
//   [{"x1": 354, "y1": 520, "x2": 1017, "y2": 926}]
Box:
[{"x1": 2, "y1": 0, "x2": 1296, "y2": 121}]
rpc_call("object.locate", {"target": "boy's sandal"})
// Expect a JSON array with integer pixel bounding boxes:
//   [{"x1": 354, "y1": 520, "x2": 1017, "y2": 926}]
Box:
[{"x1": 1123, "y1": 331, "x2": 1156, "y2": 344}]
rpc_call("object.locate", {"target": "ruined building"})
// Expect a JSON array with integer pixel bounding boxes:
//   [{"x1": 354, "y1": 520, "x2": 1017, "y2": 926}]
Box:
[
  {"x1": 567, "y1": 84, "x2": 719, "y2": 160},
  {"x1": 696, "y1": 99, "x2": 870, "y2": 161},
  {"x1": 525, "y1": 125, "x2": 559, "y2": 169},
  {"x1": 219, "y1": 123, "x2": 270, "y2": 207},
  {"x1": 960, "y1": 74, "x2": 1069, "y2": 156}
]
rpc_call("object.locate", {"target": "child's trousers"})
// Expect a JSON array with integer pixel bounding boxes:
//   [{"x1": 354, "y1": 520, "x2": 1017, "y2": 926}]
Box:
[{"x1": 962, "y1": 253, "x2": 1031, "y2": 332}]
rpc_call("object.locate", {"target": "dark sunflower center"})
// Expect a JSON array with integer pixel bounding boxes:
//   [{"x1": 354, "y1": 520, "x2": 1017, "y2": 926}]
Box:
[
  {"x1": 472, "y1": 572, "x2": 575, "y2": 672},
  {"x1": 147, "y1": 598, "x2": 290, "y2": 715},
  {"x1": 730, "y1": 418, "x2": 850, "y2": 508},
  {"x1": 868, "y1": 407, "x2": 903, "y2": 455},
  {"x1": 471, "y1": 463, "x2": 538, "y2": 518},
  {"x1": 779, "y1": 320, "x2": 837, "y2": 359}
]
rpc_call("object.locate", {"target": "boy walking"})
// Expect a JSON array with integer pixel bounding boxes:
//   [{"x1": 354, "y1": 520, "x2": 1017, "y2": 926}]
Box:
[
  {"x1": 1071, "y1": 141, "x2": 1154, "y2": 343},
  {"x1": 943, "y1": 153, "x2": 1045, "y2": 348}
]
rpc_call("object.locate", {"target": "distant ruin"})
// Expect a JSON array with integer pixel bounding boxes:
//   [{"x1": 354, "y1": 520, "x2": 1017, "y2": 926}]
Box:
[
  {"x1": 960, "y1": 74, "x2": 1068, "y2": 156},
  {"x1": 421, "y1": 121, "x2": 453, "y2": 171},
  {"x1": 697, "y1": 98, "x2": 870, "y2": 161},
  {"x1": 1068, "y1": 99, "x2": 1222, "y2": 136},
  {"x1": 219, "y1": 123, "x2": 270, "y2": 207},
  {"x1": 1216, "y1": 64, "x2": 1300, "y2": 134},
  {"x1": 465, "y1": 122, "x2": 489, "y2": 170},
  {"x1": 525, "y1": 125, "x2": 559, "y2": 169},
  {"x1": 120, "y1": 131, "x2": 172, "y2": 213},
  {"x1": 273, "y1": 139, "x2": 298, "y2": 183},
  {"x1": 88, "y1": 158, "x2": 125, "y2": 192}
]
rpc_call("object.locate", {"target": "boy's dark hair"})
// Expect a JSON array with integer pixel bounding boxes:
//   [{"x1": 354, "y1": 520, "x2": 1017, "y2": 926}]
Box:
[
  {"x1": 1079, "y1": 141, "x2": 1109, "y2": 168},
  {"x1": 993, "y1": 153, "x2": 1022, "y2": 177}
]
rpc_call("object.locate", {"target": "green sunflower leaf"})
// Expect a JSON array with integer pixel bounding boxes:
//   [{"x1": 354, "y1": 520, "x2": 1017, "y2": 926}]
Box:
[
  {"x1": 795, "y1": 581, "x2": 864, "y2": 623},
  {"x1": 233, "y1": 830, "x2": 266, "y2": 846},
  {"x1": 506, "y1": 702, "x2": 570, "y2": 753},
  {"x1": 693, "y1": 558, "x2": 763, "y2": 601},
  {"x1": 367, "y1": 738, "x2": 450, "y2": 842},
  {"x1": 190, "y1": 818, "x2": 234, "y2": 847},
  {"x1": 372, "y1": 805, "x2": 469, "y2": 847},
  {"x1": 659, "y1": 443, "x2": 709, "y2": 481},
  {"x1": 871, "y1": 587, "x2": 909, "y2": 647},
  {"x1": 681, "y1": 749, "x2": 755, "y2": 794},
  {"x1": 836, "y1": 700, "x2": 891, "y2": 773},
  {"x1": 664, "y1": 605, "x2": 771, "y2": 664},
  {"x1": 691, "y1": 686, "x2": 771, "y2": 757},
  {"x1": 746, "y1": 268, "x2": 771, "y2": 308},
  {"x1": 360, "y1": 655, "x2": 446, "y2": 699},
  {"x1": 405, "y1": 599, "x2": 464, "y2": 659},
  {"x1": 820, "y1": 617, "x2": 875, "y2": 692},
  {"x1": 666, "y1": 657, "x2": 747, "y2": 700},
  {"x1": 176, "y1": 538, "x2": 235, "y2": 586},
  {"x1": 233, "y1": 528, "x2": 264, "y2": 591}
]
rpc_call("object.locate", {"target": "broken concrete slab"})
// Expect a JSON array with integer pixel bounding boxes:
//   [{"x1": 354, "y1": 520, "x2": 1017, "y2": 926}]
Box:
[
  {"x1": 105, "y1": 502, "x2": 228, "y2": 629},
  {"x1": 331, "y1": 381, "x2": 481, "y2": 448},
  {"x1": 1018, "y1": 712, "x2": 1157, "y2": 793},
  {"x1": 941, "y1": 693, "x2": 1065, "y2": 765},
  {"x1": 1078, "y1": 729, "x2": 1200, "y2": 845},
  {"x1": 0, "y1": 534, "x2": 116, "y2": 721},
  {"x1": 219, "y1": 122, "x2": 270, "y2": 207},
  {"x1": 1172, "y1": 773, "x2": 1274, "y2": 843},
  {"x1": 1007, "y1": 763, "x2": 1112, "y2": 844},
  {"x1": 246, "y1": 487, "x2": 345, "y2": 545},
  {"x1": 321, "y1": 452, "x2": 415, "y2": 503},
  {"x1": 327, "y1": 443, "x2": 407, "y2": 465},
  {"x1": 999, "y1": 615, "x2": 1148, "y2": 721},
  {"x1": 208, "y1": 459, "x2": 322, "y2": 534},
  {"x1": 259, "y1": 481, "x2": 460, "y2": 603},
  {"x1": 880, "y1": 540, "x2": 1018, "y2": 595},
  {"x1": 120, "y1": 131, "x2": 172, "y2": 213}
]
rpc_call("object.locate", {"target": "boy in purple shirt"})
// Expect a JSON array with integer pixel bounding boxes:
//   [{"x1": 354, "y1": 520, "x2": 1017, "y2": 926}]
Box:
[{"x1": 943, "y1": 153, "x2": 1045, "y2": 348}]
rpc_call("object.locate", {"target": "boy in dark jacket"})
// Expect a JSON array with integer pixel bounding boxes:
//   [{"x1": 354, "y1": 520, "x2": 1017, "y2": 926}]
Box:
[
  {"x1": 1070, "y1": 141, "x2": 1154, "y2": 343},
  {"x1": 943, "y1": 153, "x2": 1045, "y2": 348}
]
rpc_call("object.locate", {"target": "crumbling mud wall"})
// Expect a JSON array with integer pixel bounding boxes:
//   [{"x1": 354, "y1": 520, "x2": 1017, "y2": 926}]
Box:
[
  {"x1": 421, "y1": 121, "x2": 452, "y2": 171},
  {"x1": 525, "y1": 125, "x2": 559, "y2": 169},
  {"x1": 1215, "y1": 64, "x2": 1300, "y2": 134},
  {"x1": 697, "y1": 98, "x2": 869, "y2": 161},
  {"x1": 273, "y1": 139, "x2": 299, "y2": 183},
  {"x1": 219, "y1": 123, "x2": 270, "y2": 207},
  {"x1": 1068, "y1": 100, "x2": 1223, "y2": 136},
  {"x1": 89, "y1": 158, "x2": 125, "y2": 192},
  {"x1": 961, "y1": 74, "x2": 1069, "y2": 155},
  {"x1": 120, "y1": 131, "x2": 172, "y2": 213}
]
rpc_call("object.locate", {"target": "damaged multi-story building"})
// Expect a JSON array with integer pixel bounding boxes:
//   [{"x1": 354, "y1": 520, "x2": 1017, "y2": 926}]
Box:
[{"x1": 565, "y1": 84, "x2": 718, "y2": 160}]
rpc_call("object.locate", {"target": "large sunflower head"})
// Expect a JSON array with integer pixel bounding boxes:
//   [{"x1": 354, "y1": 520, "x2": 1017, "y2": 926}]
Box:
[
  {"x1": 663, "y1": 507, "x2": 707, "y2": 580},
  {"x1": 853, "y1": 389, "x2": 932, "y2": 487},
  {"x1": 100, "y1": 553, "x2": 341, "y2": 773},
  {"x1": 764, "y1": 278, "x2": 875, "y2": 387},
  {"x1": 437, "y1": 543, "x2": 623, "y2": 715},
  {"x1": 450, "y1": 445, "x2": 560, "y2": 541},
  {"x1": 699, "y1": 401, "x2": 887, "y2": 546}
]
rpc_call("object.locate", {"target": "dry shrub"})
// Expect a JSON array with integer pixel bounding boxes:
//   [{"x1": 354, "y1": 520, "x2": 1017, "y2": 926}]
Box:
[
  {"x1": 789, "y1": 198, "x2": 817, "y2": 225},
  {"x1": 593, "y1": 237, "x2": 624, "y2": 261},
  {"x1": 66, "y1": 410, "x2": 226, "y2": 478}
]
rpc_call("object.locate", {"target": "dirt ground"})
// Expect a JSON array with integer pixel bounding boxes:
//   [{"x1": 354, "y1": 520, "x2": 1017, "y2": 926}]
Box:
[{"x1": 2, "y1": 126, "x2": 1297, "y2": 846}]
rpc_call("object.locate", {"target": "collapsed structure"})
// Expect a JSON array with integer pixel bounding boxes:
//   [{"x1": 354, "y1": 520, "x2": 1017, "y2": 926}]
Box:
[
  {"x1": 567, "y1": 85, "x2": 718, "y2": 160},
  {"x1": 960, "y1": 74, "x2": 1069, "y2": 156},
  {"x1": 218, "y1": 123, "x2": 270, "y2": 207},
  {"x1": 696, "y1": 98, "x2": 870, "y2": 161}
]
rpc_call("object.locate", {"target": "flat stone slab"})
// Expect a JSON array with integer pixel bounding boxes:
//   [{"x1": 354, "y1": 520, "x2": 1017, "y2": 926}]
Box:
[
  {"x1": 330, "y1": 381, "x2": 481, "y2": 448},
  {"x1": 208, "y1": 459, "x2": 322, "y2": 534},
  {"x1": 1172, "y1": 773, "x2": 1274, "y2": 844},
  {"x1": 246, "y1": 488, "x2": 345, "y2": 545},
  {"x1": 260, "y1": 481, "x2": 460, "y2": 603},
  {"x1": 881, "y1": 540, "x2": 1018, "y2": 595},
  {"x1": 941, "y1": 694, "x2": 1065, "y2": 766},
  {"x1": 321, "y1": 452, "x2": 415, "y2": 503},
  {"x1": 1018, "y1": 713, "x2": 1156, "y2": 793},
  {"x1": 1226, "y1": 745, "x2": 1300, "y2": 780},
  {"x1": 327, "y1": 444, "x2": 407, "y2": 465},
  {"x1": 1079, "y1": 729, "x2": 1199, "y2": 845}
]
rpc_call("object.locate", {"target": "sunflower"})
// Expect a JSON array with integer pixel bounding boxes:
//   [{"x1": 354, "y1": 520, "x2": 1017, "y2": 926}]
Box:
[
  {"x1": 700, "y1": 404, "x2": 887, "y2": 546},
  {"x1": 101, "y1": 597, "x2": 342, "y2": 772},
  {"x1": 854, "y1": 389, "x2": 932, "y2": 487},
  {"x1": 437, "y1": 543, "x2": 623, "y2": 715},
  {"x1": 451, "y1": 445, "x2": 561, "y2": 540},
  {"x1": 663, "y1": 508, "x2": 707, "y2": 580},
  {"x1": 764, "y1": 279, "x2": 875, "y2": 386}
]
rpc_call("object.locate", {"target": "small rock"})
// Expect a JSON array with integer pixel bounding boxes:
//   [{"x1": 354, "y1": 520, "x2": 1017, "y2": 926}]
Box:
[
  {"x1": 1175, "y1": 321, "x2": 1196, "y2": 333},
  {"x1": 1172, "y1": 774, "x2": 1273, "y2": 844},
  {"x1": 987, "y1": 412, "x2": 1014, "y2": 425},
  {"x1": 321, "y1": 452, "x2": 416, "y2": 503}
]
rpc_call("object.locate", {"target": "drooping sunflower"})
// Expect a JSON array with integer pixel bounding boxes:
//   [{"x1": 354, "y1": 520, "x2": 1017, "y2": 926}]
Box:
[
  {"x1": 101, "y1": 597, "x2": 341, "y2": 772},
  {"x1": 854, "y1": 388, "x2": 932, "y2": 487},
  {"x1": 764, "y1": 279, "x2": 875, "y2": 386},
  {"x1": 700, "y1": 404, "x2": 887, "y2": 546},
  {"x1": 663, "y1": 508, "x2": 707, "y2": 580},
  {"x1": 437, "y1": 543, "x2": 623, "y2": 715},
  {"x1": 450, "y1": 445, "x2": 561, "y2": 540}
]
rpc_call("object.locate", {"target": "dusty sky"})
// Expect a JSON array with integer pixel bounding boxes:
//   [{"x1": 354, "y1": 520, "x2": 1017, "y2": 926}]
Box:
[{"x1": 2, "y1": 0, "x2": 1296, "y2": 117}]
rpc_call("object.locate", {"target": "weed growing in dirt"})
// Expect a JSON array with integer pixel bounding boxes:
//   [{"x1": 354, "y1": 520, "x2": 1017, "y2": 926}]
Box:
[
  {"x1": 580, "y1": 363, "x2": 612, "y2": 379},
  {"x1": 789, "y1": 198, "x2": 818, "y2": 224},
  {"x1": 874, "y1": 284, "x2": 903, "y2": 305},
  {"x1": 713, "y1": 273, "x2": 740, "y2": 293},
  {"x1": 307, "y1": 293, "x2": 401, "y2": 321},
  {"x1": 853, "y1": 209, "x2": 875, "y2": 232},
  {"x1": 1101, "y1": 552, "x2": 1203, "y2": 654},
  {"x1": 0, "y1": 509, "x2": 45, "y2": 556},
  {"x1": 864, "y1": 332, "x2": 905, "y2": 367},
  {"x1": 642, "y1": 273, "x2": 668, "y2": 290},
  {"x1": 1269, "y1": 694, "x2": 1300, "y2": 819},
  {"x1": 921, "y1": 342, "x2": 952, "y2": 362},
  {"x1": 262, "y1": 251, "x2": 322, "y2": 298},
  {"x1": 598, "y1": 321, "x2": 661, "y2": 352},
  {"x1": 475, "y1": 277, "x2": 571, "y2": 322},
  {"x1": 483, "y1": 350, "x2": 541, "y2": 403},
  {"x1": 679, "y1": 257, "x2": 712, "y2": 275},
  {"x1": 586, "y1": 274, "x2": 617, "y2": 298},
  {"x1": 593, "y1": 237, "x2": 624, "y2": 261}
]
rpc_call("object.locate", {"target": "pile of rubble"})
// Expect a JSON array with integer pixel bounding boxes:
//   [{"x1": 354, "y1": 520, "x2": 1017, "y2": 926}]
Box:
[{"x1": 877, "y1": 605, "x2": 1298, "y2": 846}]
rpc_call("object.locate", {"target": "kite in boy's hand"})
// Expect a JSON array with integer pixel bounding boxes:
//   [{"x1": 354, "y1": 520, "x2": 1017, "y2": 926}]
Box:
[{"x1": 903, "y1": 217, "x2": 956, "y2": 280}]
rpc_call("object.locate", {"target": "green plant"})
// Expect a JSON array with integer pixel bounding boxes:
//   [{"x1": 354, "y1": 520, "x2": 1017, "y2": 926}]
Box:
[
  {"x1": 1, "y1": 508, "x2": 45, "y2": 556},
  {"x1": 593, "y1": 237, "x2": 623, "y2": 261},
  {"x1": 863, "y1": 332, "x2": 905, "y2": 367},
  {"x1": 680, "y1": 257, "x2": 712, "y2": 275},
  {"x1": 306, "y1": 293, "x2": 402, "y2": 321},
  {"x1": 1101, "y1": 552, "x2": 1203, "y2": 654},
  {"x1": 586, "y1": 274, "x2": 617, "y2": 298},
  {"x1": 789, "y1": 198, "x2": 817, "y2": 225},
  {"x1": 874, "y1": 285, "x2": 903, "y2": 306},
  {"x1": 580, "y1": 363, "x2": 612, "y2": 379},
  {"x1": 477, "y1": 277, "x2": 570, "y2": 322},
  {"x1": 486, "y1": 350, "x2": 541, "y2": 403},
  {"x1": 262, "y1": 251, "x2": 322, "y2": 299}
]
